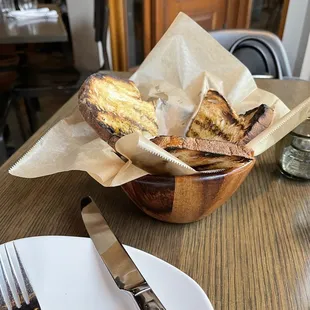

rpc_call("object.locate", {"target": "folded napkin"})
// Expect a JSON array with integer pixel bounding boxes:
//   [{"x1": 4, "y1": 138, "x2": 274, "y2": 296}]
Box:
[{"x1": 7, "y1": 8, "x2": 58, "y2": 20}]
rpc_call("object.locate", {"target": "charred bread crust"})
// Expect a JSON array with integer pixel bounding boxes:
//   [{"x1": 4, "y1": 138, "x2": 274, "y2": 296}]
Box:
[
  {"x1": 206, "y1": 90, "x2": 240, "y2": 123},
  {"x1": 240, "y1": 104, "x2": 274, "y2": 144},
  {"x1": 78, "y1": 74, "x2": 122, "y2": 146},
  {"x1": 187, "y1": 89, "x2": 274, "y2": 144},
  {"x1": 151, "y1": 135, "x2": 254, "y2": 171},
  {"x1": 78, "y1": 73, "x2": 158, "y2": 149},
  {"x1": 78, "y1": 93, "x2": 118, "y2": 145},
  {"x1": 187, "y1": 90, "x2": 244, "y2": 142},
  {"x1": 151, "y1": 136, "x2": 254, "y2": 158}
]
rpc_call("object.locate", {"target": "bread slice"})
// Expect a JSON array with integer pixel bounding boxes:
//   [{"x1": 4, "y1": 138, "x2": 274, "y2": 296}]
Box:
[
  {"x1": 187, "y1": 90, "x2": 243, "y2": 142},
  {"x1": 78, "y1": 73, "x2": 158, "y2": 148},
  {"x1": 151, "y1": 136, "x2": 254, "y2": 171},
  {"x1": 186, "y1": 90, "x2": 274, "y2": 144},
  {"x1": 239, "y1": 104, "x2": 274, "y2": 144}
]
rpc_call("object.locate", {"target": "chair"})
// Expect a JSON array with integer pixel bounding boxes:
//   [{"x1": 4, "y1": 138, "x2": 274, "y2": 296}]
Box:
[
  {"x1": 0, "y1": 93, "x2": 13, "y2": 165},
  {"x1": 0, "y1": 54, "x2": 27, "y2": 164},
  {"x1": 210, "y1": 29, "x2": 292, "y2": 78},
  {"x1": 13, "y1": 66, "x2": 84, "y2": 134}
]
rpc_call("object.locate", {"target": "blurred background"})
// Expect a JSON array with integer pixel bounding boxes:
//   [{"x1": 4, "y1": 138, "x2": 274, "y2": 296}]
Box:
[{"x1": 0, "y1": 0, "x2": 310, "y2": 165}]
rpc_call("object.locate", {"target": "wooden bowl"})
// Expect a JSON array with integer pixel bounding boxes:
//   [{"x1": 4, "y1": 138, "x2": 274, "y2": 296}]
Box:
[{"x1": 121, "y1": 160, "x2": 255, "y2": 223}]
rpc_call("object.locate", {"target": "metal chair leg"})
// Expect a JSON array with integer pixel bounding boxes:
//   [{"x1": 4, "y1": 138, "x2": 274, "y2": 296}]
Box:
[
  {"x1": 0, "y1": 133, "x2": 7, "y2": 165},
  {"x1": 24, "y1": 97, "x2": 39, "y2": 133},
  {"x1": 0, "y1": 92, "x2": 12, "y2": 164},
  {"x1": 12, "y1": 97, "x2": 28, "y2": 141}
]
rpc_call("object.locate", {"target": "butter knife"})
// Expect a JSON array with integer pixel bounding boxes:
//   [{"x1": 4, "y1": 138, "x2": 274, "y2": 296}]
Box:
[{"x1": 81, "y1": 196, "x2": 166, "y2": 310}]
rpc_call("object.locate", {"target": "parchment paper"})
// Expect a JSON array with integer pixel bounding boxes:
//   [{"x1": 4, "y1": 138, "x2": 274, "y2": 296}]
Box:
[{"x1": 10, "y1": 13, "x2": 300, "y2": 187}]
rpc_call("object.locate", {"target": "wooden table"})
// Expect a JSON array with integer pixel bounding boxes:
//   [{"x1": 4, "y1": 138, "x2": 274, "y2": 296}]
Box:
[
  {"x1": 1, "y1": 74, "x2": 310, "y2": 310},
  {"x1": 0, "y1": 4, "x2": 67, "y2": 44}
]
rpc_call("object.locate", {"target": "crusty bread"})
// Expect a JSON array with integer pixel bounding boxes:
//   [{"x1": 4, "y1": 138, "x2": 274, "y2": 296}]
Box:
[
  {"x1": 240, "y1": 104, "x2": 274, "y2": 144},
  {"x1": 151, "y1": 136, "x2": 254, "y2": 171},
  {"x1": 78, "y1": 73, "x2": 158, "y2": 148},
  {"x1": 187, "y1": 90, "x2": 243, "y2": 142},
  {"x1": 78, "y1": 75, "x2": 267, "y2": 171},
  {"x1": 186, "y1": 90, "x2": 274, "y2": 144}
]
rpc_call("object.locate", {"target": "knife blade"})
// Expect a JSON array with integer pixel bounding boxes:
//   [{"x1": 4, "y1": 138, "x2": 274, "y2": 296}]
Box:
[{"x1": 81, "y1": 196, "x2": 166, "y2": 310}]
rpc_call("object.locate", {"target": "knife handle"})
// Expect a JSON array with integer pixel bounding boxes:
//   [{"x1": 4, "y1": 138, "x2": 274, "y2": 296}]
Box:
[{"x1": 131, "y1": 283, "x2": 166, "y2": 310}]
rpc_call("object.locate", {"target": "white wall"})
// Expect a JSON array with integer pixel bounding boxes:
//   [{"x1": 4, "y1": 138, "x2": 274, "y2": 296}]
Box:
[
  {"x1": 282, "y1": 0, "x2": 310, "y2": 76},
  {"x1": 300, "y1": 33, "x2": 310, "y2": 80},
  {"x1": 66, "y1": 0, "x2": 101, "y2": 72}
]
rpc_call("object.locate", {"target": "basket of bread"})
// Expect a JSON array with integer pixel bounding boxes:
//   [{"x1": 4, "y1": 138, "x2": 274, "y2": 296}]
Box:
[
  {"x1": 10, "y1": 13, "x2": 310, "y2": 223},
  {"x1": 77, "y1": 73, "x2": 273, "y2": 223}
]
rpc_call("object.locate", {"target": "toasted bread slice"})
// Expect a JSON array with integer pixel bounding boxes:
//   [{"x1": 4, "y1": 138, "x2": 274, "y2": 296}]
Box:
[
  {"x1": 186, "y1": 90, "x2": 274, "y2": 144},
  {"x1": 151, "y1": 136, "x2": 254, "y2": 171},
  {"x1": 78, "y1": 73, "x2": 158, "y2": 148},
  {"x1": 240, "y1": 104, "x2": 274, "y2": 144},
  {"x1": 187, "y1": 90, "x2": 243, "y2": 142}
]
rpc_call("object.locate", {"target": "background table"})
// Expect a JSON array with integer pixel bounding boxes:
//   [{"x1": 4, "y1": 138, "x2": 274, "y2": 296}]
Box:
[
  {"x1": 0, "y1": 73, "x2": 310, "y2": 310},
  {"x1": 0, "y1": 5, "x2": 67, "y2": 44}
]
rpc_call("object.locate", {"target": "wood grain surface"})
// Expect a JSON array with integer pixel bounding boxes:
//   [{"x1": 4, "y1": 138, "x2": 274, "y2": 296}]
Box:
[
  {"x1": 122, "y1": 160, "x2": 255, "y2": 223},
  {"x1": 1, "y1": 73, "x2": 310, "y2": 309}
]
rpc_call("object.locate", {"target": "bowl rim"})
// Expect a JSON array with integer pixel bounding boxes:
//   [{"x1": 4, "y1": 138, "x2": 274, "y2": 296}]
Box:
[{"x1": 130, "y1": 158, "x2": 255, "y2": 183}]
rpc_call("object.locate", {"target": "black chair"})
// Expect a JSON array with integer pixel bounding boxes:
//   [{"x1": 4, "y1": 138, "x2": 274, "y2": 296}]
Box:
[
  {"x1": 13, "y1": 0, "x2": 110, "y2": 137},
  {"x1": 0, "y1": 93, "x2": 14, "y2": 165},
  {"x1": 13, "y1": 67, "x2": 84, "y2": 134},
  {"x1": 210, "y1": 29, "x2": 292, "y2": 79},
  {"x1": 0, "y1": 54, "x2": 27, "y2": 164}
]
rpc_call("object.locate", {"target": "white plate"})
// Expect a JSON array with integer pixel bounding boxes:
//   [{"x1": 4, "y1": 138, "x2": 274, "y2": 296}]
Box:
[{"x1": 3, "y1": 236, "x2": 213, "y2": 310}]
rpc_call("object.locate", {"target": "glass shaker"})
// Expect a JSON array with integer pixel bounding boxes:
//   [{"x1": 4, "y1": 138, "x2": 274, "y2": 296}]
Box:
[{"x1": 276, "y1": 117, "x2": 310, "y2": 180}]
